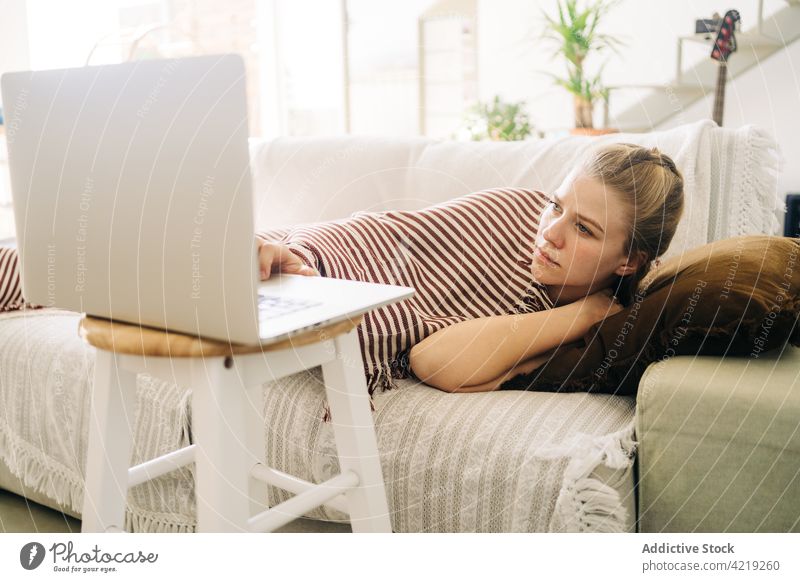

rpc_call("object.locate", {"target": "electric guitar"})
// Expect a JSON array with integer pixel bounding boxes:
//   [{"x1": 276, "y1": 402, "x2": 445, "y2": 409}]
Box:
[{"x1": 710, "y1": 9, "x2": 741, "y2": 127}]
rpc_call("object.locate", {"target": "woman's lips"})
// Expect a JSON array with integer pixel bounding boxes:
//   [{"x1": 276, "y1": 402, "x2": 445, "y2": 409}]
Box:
[{"x1": 534, "y1": 247, "x2": 559, "y2": 267}]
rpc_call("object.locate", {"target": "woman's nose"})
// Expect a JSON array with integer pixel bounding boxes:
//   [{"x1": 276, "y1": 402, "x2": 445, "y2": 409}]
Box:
[{"x1": 542, "y1": 218, "x2": 564, "y2": 248}]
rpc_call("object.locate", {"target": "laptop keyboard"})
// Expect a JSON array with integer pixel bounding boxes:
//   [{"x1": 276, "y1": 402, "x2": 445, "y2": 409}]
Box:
[{"x1": 258, "y1": 293, "x2": 324, "y2": 318}]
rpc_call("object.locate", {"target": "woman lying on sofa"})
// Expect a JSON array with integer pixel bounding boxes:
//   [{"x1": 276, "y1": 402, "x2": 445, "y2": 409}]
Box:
[{"x1": 255, "y1": 143, "x2": 685, "y2": 398}]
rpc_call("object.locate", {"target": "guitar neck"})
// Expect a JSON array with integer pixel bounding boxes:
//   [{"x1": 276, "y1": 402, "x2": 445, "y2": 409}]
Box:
[{"x1": 712, "y1": 62, "x2": 727, "y2": 126}]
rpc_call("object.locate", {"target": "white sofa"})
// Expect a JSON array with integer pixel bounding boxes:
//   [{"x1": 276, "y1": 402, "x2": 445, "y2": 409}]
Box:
[{"x1": 1, "y1": 119, "x2": 797, "y2": 533}]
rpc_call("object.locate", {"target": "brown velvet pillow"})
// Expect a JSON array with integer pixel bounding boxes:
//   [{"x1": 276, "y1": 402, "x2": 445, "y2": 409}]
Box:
[{"x1": 500, "y1": 235, "x2": 800, "y2": 396}]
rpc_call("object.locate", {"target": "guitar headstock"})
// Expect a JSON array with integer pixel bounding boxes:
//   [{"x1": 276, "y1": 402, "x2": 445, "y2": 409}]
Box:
[{"x1": 711, "y1": 9, "x2": 741, "y2": 62}]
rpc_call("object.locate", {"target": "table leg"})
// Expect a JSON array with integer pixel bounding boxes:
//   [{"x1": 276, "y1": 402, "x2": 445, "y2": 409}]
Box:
[
  {"x1": 190, "y1": 357, "x2": 252, "y2": 532},
  {"x1": 321, "y1": 328, "x2": 392, "y2": 533},
  {"x1": 82, "y1": 350, "x2": 137, "y2": 532},
  {"x1": 241, "y1": 356, "x2": 269, "y2": 519}
]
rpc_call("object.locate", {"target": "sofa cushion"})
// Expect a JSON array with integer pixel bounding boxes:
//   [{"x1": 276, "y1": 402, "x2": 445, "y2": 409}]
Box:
[
  {"x1": 636, "y1": 345, "x2": 800, "y2": 532},
  {"x1": 500, "y1": 234, "x2": 800, "y2": 396}
]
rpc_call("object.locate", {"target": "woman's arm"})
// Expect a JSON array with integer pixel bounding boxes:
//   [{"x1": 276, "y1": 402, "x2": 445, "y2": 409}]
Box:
[
  {"x1": 409, "y1": 303, "x2": 592, "y2": 392},
  {"x1": 410, "y1": 289, "x2": 620, "y2": 392},
  {"x1": 436, "y1": 349, "x2": 556, "y2": 393}
]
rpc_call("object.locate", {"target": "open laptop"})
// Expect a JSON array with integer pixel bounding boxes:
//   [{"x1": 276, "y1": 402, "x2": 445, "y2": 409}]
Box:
[{"x1": 1, "y1": 54, "x2": 415, "y2": 345}]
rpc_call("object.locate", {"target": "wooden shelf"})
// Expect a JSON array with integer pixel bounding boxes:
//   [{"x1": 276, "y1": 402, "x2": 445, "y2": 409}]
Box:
[
  {"x1": 678, "y1": 32, "x2": 782, "y2": 49},
  {"x1": 607, "y1": 83, "x2": 714, "y2": 93}
]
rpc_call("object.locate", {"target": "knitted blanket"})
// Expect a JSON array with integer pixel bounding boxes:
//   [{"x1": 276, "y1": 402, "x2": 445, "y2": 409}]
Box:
[
  {"x1": 0, "y1": 308, "x2": 637, "y2": 533},
  {"x1": 256, "y1": 187, "x2": 554, "y2": 420}
]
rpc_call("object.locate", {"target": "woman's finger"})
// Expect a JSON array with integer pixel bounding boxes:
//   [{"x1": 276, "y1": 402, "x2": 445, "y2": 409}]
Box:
[
  {"x1": 275, "y1": 244, "x2": 321, "y2": 276},
  {"x1": 258, "y1": 242, "x2": 320, "y2": 278},
  {"x1": 258, "y1": 242, "x2": 274, "y2": 280},
  {"x1": 276, "y1": 244, "x2": 306, "y2": 274}
]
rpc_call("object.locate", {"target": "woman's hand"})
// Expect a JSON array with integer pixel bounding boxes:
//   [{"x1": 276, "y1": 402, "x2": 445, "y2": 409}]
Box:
[
  {"x1": 571, "y1": 288, "x2": 625, "y2": 328},
  {"x1": 258, "y1": 241, "x2": 320, "y2": 280}
]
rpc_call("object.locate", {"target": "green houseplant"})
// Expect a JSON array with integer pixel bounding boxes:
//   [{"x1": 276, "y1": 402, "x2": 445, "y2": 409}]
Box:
[
  {"x1": 456, "y1": 95, "x2": 538, "y2": 141},
  {"x1": 539, "y1": 0, "x2": 624, "y2": 132}
]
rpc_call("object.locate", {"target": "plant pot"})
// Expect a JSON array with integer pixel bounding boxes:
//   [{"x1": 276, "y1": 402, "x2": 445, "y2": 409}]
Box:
[
  {"x1": 569, "y1": 127, "x2": 619, "y2": 136},
  {"x1": 573, "y1": 95, "x2": 594, "y2": 130}
]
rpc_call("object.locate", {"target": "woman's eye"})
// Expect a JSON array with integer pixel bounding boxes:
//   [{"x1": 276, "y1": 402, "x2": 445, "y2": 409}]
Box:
[{"x1": 547, "y1": 196, "x2": 591, "y2": 236}]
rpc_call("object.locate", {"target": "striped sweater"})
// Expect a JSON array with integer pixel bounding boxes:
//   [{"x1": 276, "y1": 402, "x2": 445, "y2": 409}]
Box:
[
  {"x1": 0, "y1": 246, "x2": 36, "y2": 312},
  {"x1": 256, "y1": 187, "x2": 555, "y2": 421}
]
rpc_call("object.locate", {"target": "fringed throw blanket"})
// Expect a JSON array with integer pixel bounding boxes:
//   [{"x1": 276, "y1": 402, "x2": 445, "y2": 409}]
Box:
[
  {"x1": 256, "y1": 187, "x2": 555, "y2": 421},
  {"x1": 0, "y1": 309, "x2": 637, "y2": 533}
]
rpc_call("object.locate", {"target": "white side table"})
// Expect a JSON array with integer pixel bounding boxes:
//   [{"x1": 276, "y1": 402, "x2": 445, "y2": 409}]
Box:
[{"x1": 78, "y1": 314, "x2": 392, "y2": 533}]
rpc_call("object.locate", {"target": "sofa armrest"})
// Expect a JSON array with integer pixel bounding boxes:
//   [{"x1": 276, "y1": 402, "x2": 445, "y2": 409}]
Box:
[{"x1": 635, "y1": 345, "x2": 800, "y2": 533}]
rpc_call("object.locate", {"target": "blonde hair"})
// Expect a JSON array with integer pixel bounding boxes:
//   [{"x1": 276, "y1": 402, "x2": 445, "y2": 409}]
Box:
[{"x1": 576, "y1": 142, "x2": 685, "y2": 307}]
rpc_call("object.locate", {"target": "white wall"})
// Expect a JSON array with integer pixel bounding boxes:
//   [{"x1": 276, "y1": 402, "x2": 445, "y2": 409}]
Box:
[
  {"x1": 477, "y1": 0, "x2": 799, "y2": 216},
  {"x1": 0, "y1": 0, "x2": 30, "y2": 76},
  {"x1": 0, "y1": 0, "x2": 30, "y2": 236},
  {"x1": 24, "y1": 0, "x2": 120, "y2": 69},
  {"x1": 656, "y1": 39, "x2": 800, "y2": 200},
  {"x1": 478, "y1": 0, "x2": 789, "y2": 130}
]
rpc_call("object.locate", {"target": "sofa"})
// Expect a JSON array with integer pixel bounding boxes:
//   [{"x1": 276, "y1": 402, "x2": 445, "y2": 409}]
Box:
[{"x1": 1, "y1": 119, "x2": 797, "y2": 533}]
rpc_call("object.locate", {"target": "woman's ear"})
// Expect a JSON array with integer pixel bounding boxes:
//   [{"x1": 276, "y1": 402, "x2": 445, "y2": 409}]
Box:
[{"x1": 614, "y1": 250, "x2": 647, "y2": 277}]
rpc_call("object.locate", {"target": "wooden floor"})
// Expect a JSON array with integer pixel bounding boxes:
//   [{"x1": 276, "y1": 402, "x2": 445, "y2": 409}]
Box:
[
  {"x1": 0, "y1": 488, "x2": 80, "y2": 533},
  {"x1": 0, "y1": 488, "x2": 351, "y2": 533}
]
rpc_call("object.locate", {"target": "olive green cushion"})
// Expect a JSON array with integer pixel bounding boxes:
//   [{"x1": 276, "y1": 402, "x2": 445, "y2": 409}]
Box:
[
  {"x1": 500, "y1": 235, "x2": 800, "y2": 396},
  {"x1": 636, "y1": 345, "x2": 800, "y2": 532}
]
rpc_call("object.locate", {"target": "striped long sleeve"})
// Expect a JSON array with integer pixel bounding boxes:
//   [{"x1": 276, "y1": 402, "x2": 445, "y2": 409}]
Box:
[{"x1": 256, "y1": 187, "x2": 554, "y2": 421}]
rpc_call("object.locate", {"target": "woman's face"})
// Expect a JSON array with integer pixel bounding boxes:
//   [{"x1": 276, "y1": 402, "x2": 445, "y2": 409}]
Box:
[{"x1": 532, "y1": 173, "x2": 643, "y2": 293}]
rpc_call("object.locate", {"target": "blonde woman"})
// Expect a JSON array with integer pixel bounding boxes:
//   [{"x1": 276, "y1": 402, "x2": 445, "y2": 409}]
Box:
[{"x1": 257, "y1": 143, "x2": 685, "y2": 401}]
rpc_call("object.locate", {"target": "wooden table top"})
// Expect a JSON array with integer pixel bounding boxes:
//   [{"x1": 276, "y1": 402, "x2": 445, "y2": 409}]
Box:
[{"x1": 78, "y1": 314, "x2": 364, "y2": 358}]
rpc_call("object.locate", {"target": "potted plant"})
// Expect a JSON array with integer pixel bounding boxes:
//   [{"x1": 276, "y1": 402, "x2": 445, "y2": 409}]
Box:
[
  {"x1": 455, "y1": 95, "x2": 540, "y2": 141},
  {"x1": 539, "y1": 0, "x2": 624, "y2": 135}
]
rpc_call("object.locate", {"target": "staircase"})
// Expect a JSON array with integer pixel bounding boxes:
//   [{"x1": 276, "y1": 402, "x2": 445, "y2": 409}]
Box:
[{"x1": 605, "y1": 0, "x2": 800, "y2": 132}]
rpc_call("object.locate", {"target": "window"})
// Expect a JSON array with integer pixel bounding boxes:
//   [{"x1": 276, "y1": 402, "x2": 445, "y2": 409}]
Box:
[
  {"x1": 419, "y1": 0, "x2": 477, "y2": 138},
  {"x1": 347, "y1": 0, "x2": 436, "y2": 136},
  {"x1": 0, "y1": 0, "x2": 476, "y2": 239},
  {"x1": 259, "y1": 0, "x2": 346, "y2": 137},
  {"x1": 259, "y1": 0, "x2": 439, "y2": 137}
]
